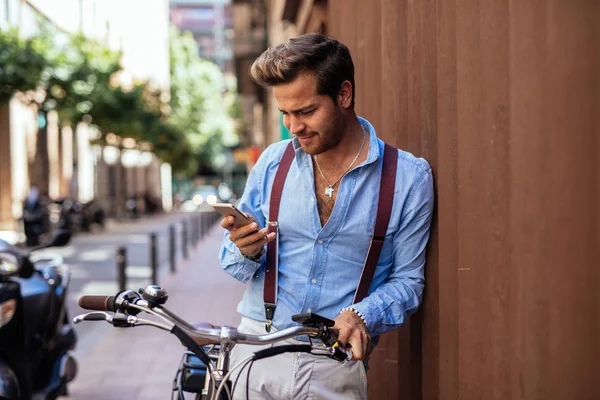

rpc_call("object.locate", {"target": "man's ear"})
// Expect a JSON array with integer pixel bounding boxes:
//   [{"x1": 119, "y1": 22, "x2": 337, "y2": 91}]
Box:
[{"x1": 337, "y1": 80, "x2": 353, "y2": 109}]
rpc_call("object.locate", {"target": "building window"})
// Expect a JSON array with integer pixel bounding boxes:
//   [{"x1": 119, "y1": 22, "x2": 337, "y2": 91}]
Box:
[{"x1": 0, "y1": 0, "x2": 9, "y2": 24}]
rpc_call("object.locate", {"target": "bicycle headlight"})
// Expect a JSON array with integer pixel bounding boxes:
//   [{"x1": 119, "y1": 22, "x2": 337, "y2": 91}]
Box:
[
  {"x1": 0, "y1": 252, "x2": 20, "y2": 277},
  {"x1": 0, "y1": 299, "x2": 17, "y2": 328}
]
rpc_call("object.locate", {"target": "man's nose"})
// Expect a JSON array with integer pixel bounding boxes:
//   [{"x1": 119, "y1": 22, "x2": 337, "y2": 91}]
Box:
[{"x1": 289, "y1": 116, "x2": 305, "y2": 135}]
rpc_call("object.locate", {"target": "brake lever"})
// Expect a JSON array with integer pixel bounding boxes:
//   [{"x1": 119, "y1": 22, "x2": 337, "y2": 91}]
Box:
[
  {"x1": 112, "y1": 312, "x2": 137, "y2": 328},
  {"x1": 73, "y1": 311, "x2": 113, "y2": 324},
  {"x1": 313, "y1": 327, "x2": 352, "y2": 362},
  {"x1": 328, "y1": 343, "x2": 352, "y2": 361}
]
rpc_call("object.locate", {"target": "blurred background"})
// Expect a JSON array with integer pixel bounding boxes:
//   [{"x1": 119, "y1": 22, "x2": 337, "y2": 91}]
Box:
[
  {"x1": 0, "y1": 1, "x2": 597, "y2": 400},
  {"x1": 0, "y1": 0, "x2": 258, "y2": 243}
]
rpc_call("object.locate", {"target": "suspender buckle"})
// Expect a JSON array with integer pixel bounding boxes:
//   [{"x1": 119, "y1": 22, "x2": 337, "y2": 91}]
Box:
[{"x1": 264, "y1": 303, "x2": 276, "y2": 332}]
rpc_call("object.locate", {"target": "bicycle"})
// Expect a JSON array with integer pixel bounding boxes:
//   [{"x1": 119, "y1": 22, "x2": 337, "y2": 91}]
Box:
[{"x1": 73, "y1": 285, "x2": 352, "y2": 400}]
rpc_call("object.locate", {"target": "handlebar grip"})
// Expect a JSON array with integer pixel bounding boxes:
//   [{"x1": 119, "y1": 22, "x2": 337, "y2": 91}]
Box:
[{"x1": 78, "y1": 295, "x2": 116, "y2": 311}]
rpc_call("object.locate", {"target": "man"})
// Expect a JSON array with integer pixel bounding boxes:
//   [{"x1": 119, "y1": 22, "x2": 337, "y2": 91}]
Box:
[
  {"x1": 219, "y1": 33, "x2": 434, "y2": 399},
  {"x1": 22, "y1": 187, "x2": 46, "y2": 247}
]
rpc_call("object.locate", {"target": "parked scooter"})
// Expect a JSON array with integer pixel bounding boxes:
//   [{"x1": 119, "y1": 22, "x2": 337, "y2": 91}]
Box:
[{"x1": 0, "y1": 230, "x2": 77, "y2": 400}]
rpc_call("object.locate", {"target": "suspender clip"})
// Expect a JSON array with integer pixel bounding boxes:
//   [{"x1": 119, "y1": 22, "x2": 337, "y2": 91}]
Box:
[{"x1": 265, "y1": 303, "x2": 276, "y2": 332}]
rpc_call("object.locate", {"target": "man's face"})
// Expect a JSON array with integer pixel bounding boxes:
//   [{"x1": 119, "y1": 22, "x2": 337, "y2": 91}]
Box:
[{"x1": 273, "y1": 72, "x2": 346, "y2": 155}]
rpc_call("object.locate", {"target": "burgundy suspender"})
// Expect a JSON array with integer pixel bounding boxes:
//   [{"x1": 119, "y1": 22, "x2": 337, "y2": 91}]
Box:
[
  {"x1": 264, "y1": 142, "x2": 295, "y2": 331},
  {"x1": 353, "y1": 144, "x2": 398, "y2": 303},
  {"x1": 264, "y1": 142, "x2": 397, "y2": 330}
]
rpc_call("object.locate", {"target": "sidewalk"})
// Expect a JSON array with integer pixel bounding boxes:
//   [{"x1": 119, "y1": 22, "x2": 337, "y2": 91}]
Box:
[{"x1": 67, "y1": 224, "x2": 246, "y2": 400}]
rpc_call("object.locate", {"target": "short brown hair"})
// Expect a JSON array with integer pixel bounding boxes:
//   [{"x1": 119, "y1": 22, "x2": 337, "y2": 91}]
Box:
[{"x1": 250, "y1": 33, "x2": 355, "y2": 106}]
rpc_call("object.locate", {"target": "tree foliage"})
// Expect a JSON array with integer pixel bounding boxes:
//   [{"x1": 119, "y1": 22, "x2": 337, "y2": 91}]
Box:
[
  {"x1": 0, "y1": 27, "x2": 48, "y2": 103},
  {"x1": 0, "y1": 25, "x2": 241, "y2": 177},
  {"x1": 169, "y1": 28, "x2": 239, "y2": 173},
  {"x1": 41, "y1": 31, "x2": 122, "y2": 125}
]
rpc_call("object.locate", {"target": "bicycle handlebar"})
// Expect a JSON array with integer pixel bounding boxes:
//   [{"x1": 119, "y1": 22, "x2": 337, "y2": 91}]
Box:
[
  {"x1": 76, "y1": 290, "x2": 347, "y2": 356},
  {"x1": 76, "y1": 287, "x2": 354, "y2": 400}
]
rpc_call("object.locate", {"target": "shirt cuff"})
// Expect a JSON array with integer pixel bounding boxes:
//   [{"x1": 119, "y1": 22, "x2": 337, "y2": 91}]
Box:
[
  {"x1": 346, "y1": 300, "x2": 384, "y2": 336},
  {"x1": 219, "y1": 237, "x2": 263, "y2": 283}
]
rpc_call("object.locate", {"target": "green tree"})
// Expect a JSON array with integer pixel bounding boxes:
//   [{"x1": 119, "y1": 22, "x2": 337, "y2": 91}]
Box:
[
  {"x1": 169, "y1": 28, "x2": 239, "y2": 174},
  {"x1": 38, "y1": 30, "x2": 122, "y2": 126},
  {"x1": 23, "y1": 29, "x2": 124, "y2": 192},
  {"x1": 0, "y1": 27, "x2": 48, "y2": 104}
]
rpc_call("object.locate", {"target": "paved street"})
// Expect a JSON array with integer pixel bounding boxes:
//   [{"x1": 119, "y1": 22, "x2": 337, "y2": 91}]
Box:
[
  {"x1": 55, "y1": 213, "x2": 246, "y2": 399},
  {"x1": 34, "y1": 212, "x2": 199, "y2": 359}
]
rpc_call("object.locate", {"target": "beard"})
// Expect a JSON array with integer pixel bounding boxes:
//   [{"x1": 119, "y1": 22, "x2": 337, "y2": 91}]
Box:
[{"x1": 298, "y1": 108, "x2": 346, "y2": 156}]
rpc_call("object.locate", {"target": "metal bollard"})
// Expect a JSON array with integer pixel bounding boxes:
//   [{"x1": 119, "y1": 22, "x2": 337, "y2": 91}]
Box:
[
  {"x1": 150, "y1": 232, "x2": 158, "y2": 285},
  {"x1": 117, "y1": 247, "x2": 127, "y2": 291},
  {"x1": 169, "y1": 225, "x2": 176, "y2": 273},
  {"x1": 192, "y1": 216, "x2": 198, "y2": 245},
  {"x1": 200, "y1": 213, "x2": 206, "y2": 238},
  {"x1": 182, "y1": 220, "x2": 188, "y2": 259},
  {"x1": 196, "y1": 215, "x2": 201, "y2": 243},
  {"x1": 190, "y1": 217, "x2": 195, "y2": 245}
]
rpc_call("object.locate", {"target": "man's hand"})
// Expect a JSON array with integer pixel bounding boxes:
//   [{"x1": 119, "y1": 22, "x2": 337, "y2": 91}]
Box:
[
  {"x1": 332, "y1": 310, "x2": 371, "y2": 361},
  {"x1": 220, "y1": 214, "x2": 276, "y2": 258}
]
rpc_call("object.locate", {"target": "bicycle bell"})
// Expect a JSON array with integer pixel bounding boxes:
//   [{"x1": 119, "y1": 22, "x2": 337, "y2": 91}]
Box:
[{"x1": 139, "y1": 285, "x2": 168, "y2": 306}]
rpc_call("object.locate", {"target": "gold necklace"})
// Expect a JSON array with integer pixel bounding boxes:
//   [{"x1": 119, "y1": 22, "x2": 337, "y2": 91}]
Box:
[{"x1": 313, "y1": 130, "x2": 366, "y2": 198}]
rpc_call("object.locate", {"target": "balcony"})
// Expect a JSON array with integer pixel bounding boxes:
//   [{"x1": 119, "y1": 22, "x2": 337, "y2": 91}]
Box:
[{"x1": 232, "y1": 2, "x2": 266, "y2": 58}]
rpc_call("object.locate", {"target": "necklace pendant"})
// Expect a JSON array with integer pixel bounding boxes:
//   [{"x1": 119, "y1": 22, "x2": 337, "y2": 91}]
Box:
[{"x1": 324, "y1": 186, "x2": 334, "y2": 198}]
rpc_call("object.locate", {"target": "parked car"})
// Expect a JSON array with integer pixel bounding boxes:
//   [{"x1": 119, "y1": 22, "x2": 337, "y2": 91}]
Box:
[{"x1": 181, "y1": 186, "x2": 221, "y2": 212}]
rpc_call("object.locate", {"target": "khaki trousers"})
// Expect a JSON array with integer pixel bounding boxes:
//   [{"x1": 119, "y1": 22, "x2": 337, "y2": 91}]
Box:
[{"x1": 228, "y1": 317, "x2": 368, "y2": 400}]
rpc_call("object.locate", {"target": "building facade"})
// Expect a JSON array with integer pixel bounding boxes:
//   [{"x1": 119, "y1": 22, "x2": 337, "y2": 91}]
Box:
[
  {"x1": 170, "y1": 0, "x2": 234, "y2": 76},
  {"x1": 0, "y1": 0, "x2": 173, "y2": 237}
]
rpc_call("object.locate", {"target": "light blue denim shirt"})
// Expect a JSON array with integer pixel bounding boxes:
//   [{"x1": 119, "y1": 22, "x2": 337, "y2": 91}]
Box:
[{"x1": 219, "y1": 117, "x2": 434, "y2": 338}]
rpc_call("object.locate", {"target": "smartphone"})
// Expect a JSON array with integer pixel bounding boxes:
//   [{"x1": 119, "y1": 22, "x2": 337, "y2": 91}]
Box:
[{"x1": 212, "y1": 203, "x2": 253, "y2": 228}]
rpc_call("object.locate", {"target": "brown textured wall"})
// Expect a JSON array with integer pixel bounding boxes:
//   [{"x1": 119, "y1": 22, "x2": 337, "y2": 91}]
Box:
[{"x1": 327, "y1": 0, "x2": 599, "y2": 398}]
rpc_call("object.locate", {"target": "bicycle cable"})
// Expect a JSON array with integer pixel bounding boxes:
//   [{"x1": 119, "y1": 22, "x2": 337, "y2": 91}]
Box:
[
  {"x1": 231, "y1": 358, "x2": 254, "y2": 398},
  {"x1": 214, "y1": 354, "x2": 255, "y2": 400},
  {"x1": 246, "y1": 360, "x2": 255, "y2": 400}
]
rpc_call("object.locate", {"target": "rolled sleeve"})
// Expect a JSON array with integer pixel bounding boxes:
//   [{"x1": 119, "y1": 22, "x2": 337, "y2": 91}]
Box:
[
  {"x1": 218, "y1": 146, "x2": 271, "y2": 283},
  {"x1": 218, "y1": 236, "x2": 262, "y2": 283},
  {"x1": 351, "y1": 167, "x2": 434, "y2": 336}
]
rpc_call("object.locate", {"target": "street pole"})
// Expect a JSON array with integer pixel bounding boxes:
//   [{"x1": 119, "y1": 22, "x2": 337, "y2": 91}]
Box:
[
  {"x1": 150, "y1": 232, "x2": 158, "y2": 284},
  {"x1": 182, "y1": 220, "x2": 188, "y2": 259},
  {"x1": 116, "y1": 247, "x2": 127, "y2": 291},
  {"x1": 169, "y1": 225, "x2": 176, "y2": 273}
]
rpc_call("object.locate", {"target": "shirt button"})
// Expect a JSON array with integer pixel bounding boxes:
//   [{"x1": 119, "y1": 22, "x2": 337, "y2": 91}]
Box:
[
  {"x1": 311, "y1": 278, "x2": 317, "y2": 284},
  {"x1": 318, "y1": 240, "x2": 323, "y2": 244}
]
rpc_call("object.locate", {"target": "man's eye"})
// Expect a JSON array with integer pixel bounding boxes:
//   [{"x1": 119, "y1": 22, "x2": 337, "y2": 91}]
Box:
[{"x1": 300, "y1": 110, "x2": 315, "y2": 116}]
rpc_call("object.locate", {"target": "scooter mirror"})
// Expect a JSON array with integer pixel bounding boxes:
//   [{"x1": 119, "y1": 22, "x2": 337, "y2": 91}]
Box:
[
  {"x1": 48, "y1": 229, "x2": 72, "y2": 247},
  {"x1": 0, "y1": 251, "x2": 21, "y2": 277},
  {"x1": 28, "y1": 229, "x2": 72, "y2": 253}
]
